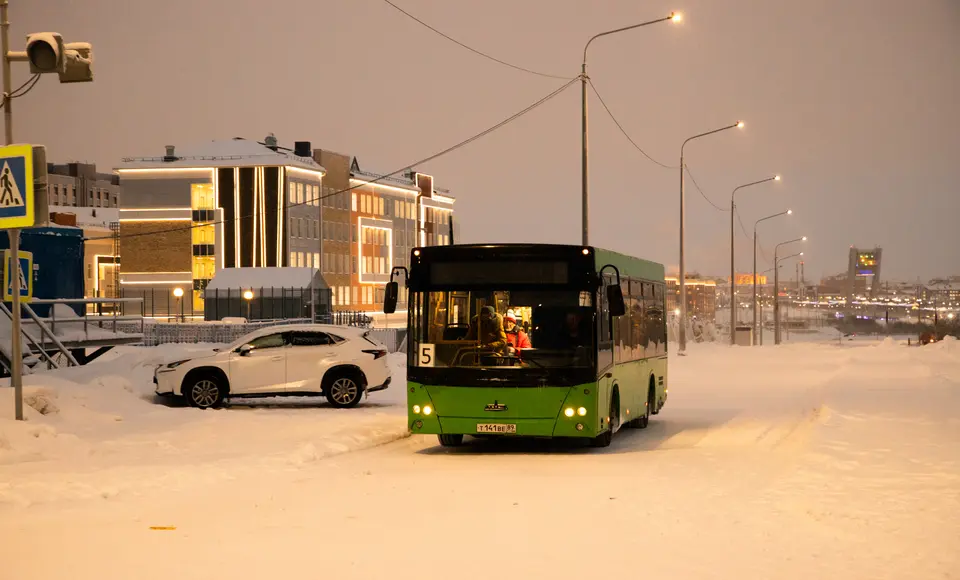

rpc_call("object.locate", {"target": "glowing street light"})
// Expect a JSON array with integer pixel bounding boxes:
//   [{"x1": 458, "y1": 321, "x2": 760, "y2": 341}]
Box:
[
  {"x1": 581, "y1": 11, "x2": 678, "y2": 246},
  {"x1": 243, "y1": 289, "x2": 254, "y2": 320},
  {"x1": 773, "y1": 237, "x2": 807, "y2": 344},
  {"x1": 752, "y1": 209, "x2": 792, "y2": 346},
  {"x1": 678, "y1": 119, "x2": 745, "y2": 353},
  {"x1": 172, "y1": 287, "x2": 184, "y2": 323},
  {"x1": 729, "y1": 174, "x2": 781, "y2": 345}
]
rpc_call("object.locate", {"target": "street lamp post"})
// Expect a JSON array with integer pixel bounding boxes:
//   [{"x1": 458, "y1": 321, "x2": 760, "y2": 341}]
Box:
[
  {"x1": 173, "y1": 287, "x2": 184, "y2": 323},
  {"x1": 773, "y1": 237, "x2": 806, "y2": 344},
  {"x1": 1, "y1": 0, "x2": 94, "y2": 420},
  {"x1": 729, "y1": 175, "x2": 780, "y2": 345},
  {"x1": 581, "y1": 12, "x2": 678, "y2": 245},
  {"x1": 753, "y1": 209, "x2": 792, "y2": 345},
  {"x1": 774, "y1": 252, "x2": 803, "y2": 344},
  {"x1": 243, "y1": 289, "x2": 254, "y2": 321},
  {"x1": 678, "y1": 120, "x2": 743, "y2": 353}
]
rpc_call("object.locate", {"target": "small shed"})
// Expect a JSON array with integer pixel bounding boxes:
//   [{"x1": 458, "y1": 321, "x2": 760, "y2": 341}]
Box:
[{"x1": 203, "y1": 267, "x2": 331, "y2": 322}]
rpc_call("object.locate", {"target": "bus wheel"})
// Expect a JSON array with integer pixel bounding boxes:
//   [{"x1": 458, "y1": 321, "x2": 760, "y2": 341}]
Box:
[
  {"x1": 635, "y1": 387, "x2": 653, "y2": 429},
  {"x1": 438, "y1": 434, "x2": 464, "y2": 447},
  {"x1": 591, "y1": 395, "x2": 618, "y2": 448}
]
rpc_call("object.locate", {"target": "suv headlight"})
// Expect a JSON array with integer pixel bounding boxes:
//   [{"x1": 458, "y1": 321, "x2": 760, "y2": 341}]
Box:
[{"x1": 165, "y1": 359, "x2": 191, "y2": 369}]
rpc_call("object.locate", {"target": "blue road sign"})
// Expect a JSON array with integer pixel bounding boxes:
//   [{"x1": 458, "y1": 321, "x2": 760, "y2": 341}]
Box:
[
  {"x1": 0, "y1": 144, "x2": 34, "y2": 228},
  {"x1": 3, "y1": 250, "x2": 32, "y2": 301}
]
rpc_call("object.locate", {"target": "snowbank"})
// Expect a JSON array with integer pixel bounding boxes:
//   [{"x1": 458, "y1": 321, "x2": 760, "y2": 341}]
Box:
[{"x1": 0, "y1": 347, "x2": 409, "y2": 507}]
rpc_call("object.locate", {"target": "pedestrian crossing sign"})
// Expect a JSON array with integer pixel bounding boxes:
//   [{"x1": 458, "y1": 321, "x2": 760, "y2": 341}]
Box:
[
  {"x1": 3, "y1": 249, "x2": 32, "y2": 302},
  {"x1": 0, "y1": 144, "x2": 34, "y2": 229}
]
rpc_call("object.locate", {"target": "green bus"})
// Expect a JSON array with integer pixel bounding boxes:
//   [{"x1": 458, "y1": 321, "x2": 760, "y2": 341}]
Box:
[{"x1": 383, "y1": 244, "x2": 668, "y2": 447}]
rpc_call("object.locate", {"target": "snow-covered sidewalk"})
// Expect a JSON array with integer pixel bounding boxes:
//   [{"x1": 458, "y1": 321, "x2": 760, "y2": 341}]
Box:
[{"x1": 0, "y1": 346, "x2": 409, "y2": 507}]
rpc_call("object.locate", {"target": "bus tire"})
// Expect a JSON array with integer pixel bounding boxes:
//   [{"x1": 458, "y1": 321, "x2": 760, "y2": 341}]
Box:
[
  {"x1": 591, "y1": 392, "x2": 618, "y2": 448},
  {"x1": 438, "y1": 434, "x2": 464, "y2": 447},
  {"x1": 636, "y1": 383, "x2": 654, "y2": 429}
]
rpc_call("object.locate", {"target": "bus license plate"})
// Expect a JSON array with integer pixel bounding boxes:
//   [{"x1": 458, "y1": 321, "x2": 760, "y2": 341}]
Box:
[{"x1": 477, "y1": 423, "x2": 516, "y2": 434}]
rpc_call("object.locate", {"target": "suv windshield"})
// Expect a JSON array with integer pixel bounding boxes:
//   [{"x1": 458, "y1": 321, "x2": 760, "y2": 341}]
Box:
[{"x1": 410, "y1": 289, "x2": 595, "y2": 369}]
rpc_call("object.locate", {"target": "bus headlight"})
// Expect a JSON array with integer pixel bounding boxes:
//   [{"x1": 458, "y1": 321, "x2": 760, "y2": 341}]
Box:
[
  {"x1": 412, "y1": 405, "x2": 421, "y2": 414},
  {"x1": 423, "y1": 405, "x2": 433, "y2": 416},
  {"x1": 564, "y1": 407, "x2": 575, "y2": 417},
  {"x1": 577, "y1": 407, "x2": 587, "y2": 416}
]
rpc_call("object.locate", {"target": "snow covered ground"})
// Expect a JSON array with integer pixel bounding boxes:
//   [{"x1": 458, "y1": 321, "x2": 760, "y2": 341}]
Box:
[
  {"x1": 0, "y1": 345, "x2": 409, "y2": 506},
  {"x1": 1, "y1": 337, "x2": 958, "y2": 579}
]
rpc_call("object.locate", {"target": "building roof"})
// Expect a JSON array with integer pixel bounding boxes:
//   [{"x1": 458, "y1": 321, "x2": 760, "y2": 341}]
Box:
[
  {"x1": 117, "y1": 138, "x2": 325, "y2": 173},
  {"x1": 350, "y1": 157, "x2": 454, "y2": 199},
  {"x1": 205, "y1": 267, "x2": 329, "y2": 291}
]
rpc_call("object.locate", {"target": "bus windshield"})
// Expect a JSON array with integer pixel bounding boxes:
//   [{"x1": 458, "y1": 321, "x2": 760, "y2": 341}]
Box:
[{"x1": 410, "y1": 289, "x2": 595, "y2": 369}]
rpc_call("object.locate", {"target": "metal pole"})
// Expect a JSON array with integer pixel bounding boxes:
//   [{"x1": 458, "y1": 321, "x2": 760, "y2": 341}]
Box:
[
  {"x1": 730, "y1": 197, "x2": 736, "y2": 345},
  {"x1": 774, "y1": 259, "x2": 780, "y2": 345},
  {"x1": 678, "y1": 154, "x2": 686, "y2": 352},
  {"x1": 3, "y1": 0, "x2": 23, "y2": 420},
  {"x1": 581, "y1": 63, "x2": 589, "y2": 246},
  {"x1": 753, "y1": 231, "x2": 758, "y2": 346}
]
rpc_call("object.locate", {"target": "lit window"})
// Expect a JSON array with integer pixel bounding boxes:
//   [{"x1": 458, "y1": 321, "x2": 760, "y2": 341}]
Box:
[
  {"x1": 378, "y1": 198, "x2": 384, "y2": 215},
  {"x1": 289, "y1": 183, "x2": 296, "y2": 204},
  {"x1": 290, "y1": 251, "x2": 296, "y2": 266},
  {"x1": 352, "y1": 193, "x2": 358, "y2": 212}
]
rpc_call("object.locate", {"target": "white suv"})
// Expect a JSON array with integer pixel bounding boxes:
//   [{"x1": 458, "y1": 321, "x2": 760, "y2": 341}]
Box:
[{"x1": 154, "y1": 324, "x2": 391, "y2": 409}]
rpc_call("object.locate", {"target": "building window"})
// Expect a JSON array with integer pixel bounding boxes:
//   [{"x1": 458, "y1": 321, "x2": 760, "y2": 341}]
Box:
[
  {"x1": 352, "y1": 193, "x2": 358, "y2": 212},
  {"x1": 290, "y1": 251, "x2": 296, "y2": 266},
  {"x1": 380, "y1": 257, "x2": 386, "y2": 274},
  {"x1": 378, "y1": 198, "x2": 384, "y2": 215},
  {"x1": 352, "y1": 256, "x2": 357, "y2": 274}
]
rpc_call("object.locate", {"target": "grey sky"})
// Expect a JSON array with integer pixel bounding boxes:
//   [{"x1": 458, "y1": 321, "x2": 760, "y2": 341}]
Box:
[{"x1": 12, "y1": 0, "x2": 960, "y2": 281}]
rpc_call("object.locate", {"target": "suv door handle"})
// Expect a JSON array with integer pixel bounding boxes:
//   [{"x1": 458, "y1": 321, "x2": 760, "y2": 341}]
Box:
[{"x1": 271, "y1": 355, "x2": 283, "y2": 362}]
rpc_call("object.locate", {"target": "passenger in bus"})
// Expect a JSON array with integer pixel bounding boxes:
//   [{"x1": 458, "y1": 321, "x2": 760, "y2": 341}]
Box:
[
  {"x1": 503, "y1": 309, "x2": 531, "y2": 353},
  {"x1": 465, "y1": 305, "x2": 508, "y2": 352}
]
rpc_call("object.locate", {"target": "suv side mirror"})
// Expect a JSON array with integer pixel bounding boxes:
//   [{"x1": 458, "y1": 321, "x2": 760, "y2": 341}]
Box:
[
  {"x1": 383, "y1": 281, "x2": 399, "y2": 314},
  {"x1": 238, "y1": 344, "x2": 254, "y2": 356},
  {"x1": 607, "y1": 284, "x2": 626, "y2": 317}
]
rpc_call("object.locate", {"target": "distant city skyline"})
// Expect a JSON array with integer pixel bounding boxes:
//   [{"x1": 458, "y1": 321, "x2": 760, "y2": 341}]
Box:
[{"x1": 10, "y1": 0, "x2": 959, "y2": 281}]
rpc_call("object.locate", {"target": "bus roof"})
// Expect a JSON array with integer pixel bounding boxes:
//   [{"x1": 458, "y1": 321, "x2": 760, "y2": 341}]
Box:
[{"x1": 411, "y1": 244, "x2": 665, "y2": 282}]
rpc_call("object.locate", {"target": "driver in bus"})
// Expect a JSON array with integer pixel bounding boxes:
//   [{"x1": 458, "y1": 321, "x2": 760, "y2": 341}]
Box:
[{"x1": 465, "y1": 305, "x2": 508, "y2": 353}]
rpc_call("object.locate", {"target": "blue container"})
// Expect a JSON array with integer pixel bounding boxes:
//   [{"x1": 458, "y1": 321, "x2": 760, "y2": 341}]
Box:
[{"x1": 0, "y1": 226, "x2": 85, "y2": 317}]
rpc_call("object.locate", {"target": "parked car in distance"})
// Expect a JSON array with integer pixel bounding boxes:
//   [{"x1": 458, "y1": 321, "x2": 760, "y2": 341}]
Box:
[{"x1": 154, "y1": 324, "x2": 391, "y2": 409}]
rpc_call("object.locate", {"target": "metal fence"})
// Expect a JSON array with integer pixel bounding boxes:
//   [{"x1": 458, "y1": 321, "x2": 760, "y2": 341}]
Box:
[{"x1": 113, "y1": 316, "x2": 404, "y2": 349}]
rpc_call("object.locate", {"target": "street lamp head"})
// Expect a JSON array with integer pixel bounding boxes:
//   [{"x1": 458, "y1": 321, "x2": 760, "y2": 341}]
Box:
[
  {"x1": 243, "y1": 290, "x2": 254, "y2": 301},
  {"x1": 736, "y1": 121, "x2": 745, "y2": 129},
  {"x1": 787, "y1": 209, "x2": 793, "y2": 215},
  {"x1": 671, "y1": 12, "x2": 683, "y2": 22},
  {"x1": 799, "y1": 252, "x2": 804, "y2": 256},
  {"x1": 173, "y1": 287, "x2": 184, "y2": 298},
  {"x1": 801, "y1": 236, "x2": 808, "y2": 241},
  {"x1": 774, "y1": 175, "x2": 781, "y2": 181}
]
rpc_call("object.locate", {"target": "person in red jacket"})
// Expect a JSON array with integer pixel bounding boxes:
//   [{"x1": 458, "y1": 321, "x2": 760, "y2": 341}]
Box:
[{"x1": 504, "y1": 309, "x2": 531, "y2": 353}]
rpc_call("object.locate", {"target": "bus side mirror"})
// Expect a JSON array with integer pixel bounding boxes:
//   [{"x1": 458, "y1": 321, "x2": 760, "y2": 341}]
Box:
[
  {"x1": 384, "y1": 281, "x2": 399, "y2": 314},
  {"x1": 607, "y1": 285, "x2": 626, "y2": 317}
]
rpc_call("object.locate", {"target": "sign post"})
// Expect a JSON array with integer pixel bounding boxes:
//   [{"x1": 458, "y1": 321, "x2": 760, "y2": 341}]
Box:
[{"x1": 0, "y1": 144, "x2": 35, "y2": 421}]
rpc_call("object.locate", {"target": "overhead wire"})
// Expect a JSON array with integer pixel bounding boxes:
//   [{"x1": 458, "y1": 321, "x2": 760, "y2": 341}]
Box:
[
  {"x1": 378, "y1": 0, "x2": 572, "y2": 80},
  {"x1": 587, "y1": 79, "x2": 677, "y2": 170},
  {"x1": 88, "y1": 77, "x2": 580, "y2": 242},
  {"x1": 683, "y1": 165, "x2": 729, "y2": 212}
]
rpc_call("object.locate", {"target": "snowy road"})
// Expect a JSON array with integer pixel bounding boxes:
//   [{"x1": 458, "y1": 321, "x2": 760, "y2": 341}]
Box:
[{"x1": 2, "y1": 339, "x2": 959, "y2": 579}]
